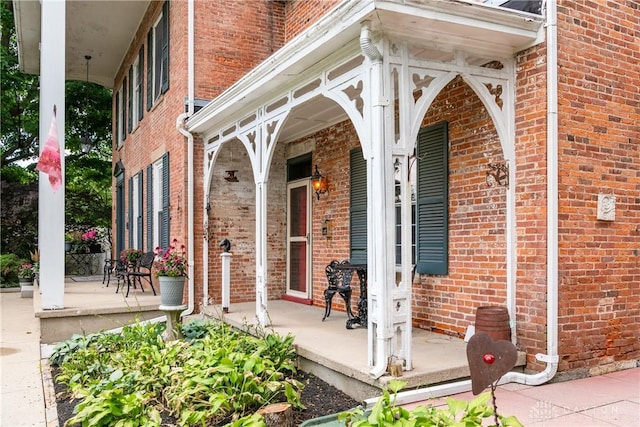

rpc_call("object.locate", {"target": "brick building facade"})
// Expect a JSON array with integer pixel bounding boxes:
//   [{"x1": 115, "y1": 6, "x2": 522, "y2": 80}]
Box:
[
  {"x1": 109, "y1": 0, "x2": 640, "y2": 379},
  {"x1": 16, "y1": 0, "x2": 638, "y2": 382}
]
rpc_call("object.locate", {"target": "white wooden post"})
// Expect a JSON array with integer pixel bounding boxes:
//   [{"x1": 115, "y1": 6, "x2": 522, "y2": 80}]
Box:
[
  {"x1": 221, "y1": 252, "x2": 231, "y2": 312},
  {"x1": 39, "y1": 0, "x2": 66, "y2": 310}
]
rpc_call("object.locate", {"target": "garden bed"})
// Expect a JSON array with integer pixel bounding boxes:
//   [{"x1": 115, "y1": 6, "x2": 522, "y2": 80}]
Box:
[{"x1": 50, "y1": 321, "x2": 361, "y2": 426}]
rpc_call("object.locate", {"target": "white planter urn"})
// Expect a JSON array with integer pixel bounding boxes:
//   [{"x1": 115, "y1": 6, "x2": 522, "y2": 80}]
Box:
[{"x1": 159, "y1": 276, "x2": 185, "y2": 307}]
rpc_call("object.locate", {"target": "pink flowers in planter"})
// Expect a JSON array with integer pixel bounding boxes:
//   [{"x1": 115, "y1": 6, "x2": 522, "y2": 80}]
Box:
[{"x1": 154, "y1": 239, "x2": 189, "y2": 278}]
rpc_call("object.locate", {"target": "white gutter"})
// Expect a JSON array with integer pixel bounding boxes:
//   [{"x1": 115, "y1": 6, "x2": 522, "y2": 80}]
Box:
[
  {"x1": 364, "y1": 0, "x2": 559, "y2": 407},
  {"x1": 176, "y1": 0, "x2": 195, "y2": 316}
]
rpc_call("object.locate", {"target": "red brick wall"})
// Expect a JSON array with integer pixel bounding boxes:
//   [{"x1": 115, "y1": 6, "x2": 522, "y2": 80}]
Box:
[
  {"x1": 553, "y1": 0, "x2": 640, "y2": 376},
  {"x1": 282, "y1": 0, "x2": 341, "y2": 42},
  {"x1": 194, "y1": 0, "x2": 285, "y2": 100},
  {"x1": 415, "y1": 77, "x2": 507, "y2": 337}
]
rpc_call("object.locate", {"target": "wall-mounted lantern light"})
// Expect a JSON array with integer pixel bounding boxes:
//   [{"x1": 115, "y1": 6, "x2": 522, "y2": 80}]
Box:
[
  {"x1": 311, "y1": 164, "x2": 328, "y2": 200},
  {"x1": 486, "y1": 162, "x2": 509, "y2": 188}
]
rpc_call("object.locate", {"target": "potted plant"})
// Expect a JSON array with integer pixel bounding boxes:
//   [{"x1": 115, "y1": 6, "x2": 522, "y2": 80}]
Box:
[
  {"x1": 154, "y1": 239, "x2": 189, "y2": 307},
  {"x1": 18, "y1": 262, "x2": 35, "y2": 298},
  {"x1": 120, "y1": 248, "x2": 143, "y2": 265},
  {"x1": 81, "y1": 229, "x2": 102, "y2": 253}
]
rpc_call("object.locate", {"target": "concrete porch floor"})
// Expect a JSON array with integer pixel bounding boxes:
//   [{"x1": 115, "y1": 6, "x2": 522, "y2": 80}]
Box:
[
  {"x1": 199, "y1": 300, "x2": 526, "y2": 401},
  {"x1": 35, "y1": 275, "x2": 163, "y2": 343}
]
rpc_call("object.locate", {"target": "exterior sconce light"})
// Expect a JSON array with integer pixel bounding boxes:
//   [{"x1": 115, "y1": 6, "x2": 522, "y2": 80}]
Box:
[
  {"x1": 486, "y1": 162, "x2": 509, "y2": 187},
  {"x1": 311, "y1": 164, "x2": 328, "y2": 200}
]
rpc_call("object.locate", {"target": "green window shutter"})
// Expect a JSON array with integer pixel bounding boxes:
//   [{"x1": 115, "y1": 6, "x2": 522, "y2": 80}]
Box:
[
  {"x1": 350, "y1": 148, "x2": 367, "y2": 264},
  {"x1": 146, "y1": 164, "x2": 154, "y2": 251},
  {"x1": 137, "y1": 46, "x2": 144, "y2": 121},
  {"x1": 146, "y1": 30, "x2": 153, "y2": 110},
  {"x1": 137, "y1": 171, "x2": 144, "y2": 249},
  {"x1": 122, "y1": 76, "x2": 127, "y2": 141},
  {"x1": 161, "y1": 153, "x2": 170, "y2": 249},
  {"x1": 114, "y1": 91, "x2": 119, "y2": 146},
  {"x1": 128, "y1": 176, "x2": 134, "y2": 248},
  {"x1": 416, "y1": 122, "x2": 448, "y2": 275},
  {"x1": 128, "y1": 66, "x2": 133, "y2": 133},
  {"x1": 116, "y1": 174, "x2": 125, "y2": 258},
  {"x1": 161, "y1": 0, "x2": 170, "y2": 94}
]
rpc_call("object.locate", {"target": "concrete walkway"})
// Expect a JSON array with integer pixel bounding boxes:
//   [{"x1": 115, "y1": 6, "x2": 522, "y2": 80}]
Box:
[
  {"x1": 1, "y1": 288, "x2": 639, "y2": 426},
  {"x1": 0, "y1": 290, "x2": 51, "y2": 426}
]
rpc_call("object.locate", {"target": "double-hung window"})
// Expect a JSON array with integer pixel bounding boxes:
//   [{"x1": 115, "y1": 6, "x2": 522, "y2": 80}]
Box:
[
  {"x1": 130, "y1": 47, "x2": 144, "y2": 130},
  {"x1": 147, "y1": 1, "x2": 170, "y2": 109}
]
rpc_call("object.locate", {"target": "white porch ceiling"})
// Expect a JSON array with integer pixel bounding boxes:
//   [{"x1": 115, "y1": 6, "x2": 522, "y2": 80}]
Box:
[{"x1": 13, "y1": 1, "x2": 149, "y2": 89}]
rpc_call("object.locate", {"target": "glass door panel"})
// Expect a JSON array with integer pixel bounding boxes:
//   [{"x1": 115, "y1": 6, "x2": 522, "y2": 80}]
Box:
[{"x1": 287, "y1": 182, "x2": 310, "y2": 297}]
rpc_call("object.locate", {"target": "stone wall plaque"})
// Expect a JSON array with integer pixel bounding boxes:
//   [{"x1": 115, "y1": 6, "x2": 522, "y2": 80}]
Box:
[{"x1": 597, "y1": 194, "x2": 615, "y2": 221}]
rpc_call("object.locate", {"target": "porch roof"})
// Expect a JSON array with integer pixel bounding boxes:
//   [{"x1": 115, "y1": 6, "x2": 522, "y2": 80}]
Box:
[
  {"x1": 13, "y1": 0, "x2": 149, "y2": 88},
  {"x1": 186, "y1": 0, "x2": 544, "y2": 141}
]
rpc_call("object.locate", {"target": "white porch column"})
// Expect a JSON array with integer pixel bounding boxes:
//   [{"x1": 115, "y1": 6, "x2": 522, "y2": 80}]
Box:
[
  {"x1": 255, "y1": 180, "x2": 268, "y2": 325},
  {"x1": 39, "y1": 0, "x2": 66, "y2": 309}
]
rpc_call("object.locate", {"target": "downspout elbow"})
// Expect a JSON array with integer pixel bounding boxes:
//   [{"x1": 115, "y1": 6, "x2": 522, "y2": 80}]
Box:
[{"x1": 360, "y1": 20, "x2": 382, "y2": 63}]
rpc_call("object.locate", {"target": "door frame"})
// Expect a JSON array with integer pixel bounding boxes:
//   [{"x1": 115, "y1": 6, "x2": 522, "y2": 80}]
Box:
[{"x1": 285, "y1": 179, "x2": 312, "y2": 299}]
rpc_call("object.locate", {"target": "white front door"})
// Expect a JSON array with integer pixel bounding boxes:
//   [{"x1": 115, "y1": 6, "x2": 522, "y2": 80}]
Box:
[{"x1": 286, "y1": 180, "x2": 311, "y2": 299}]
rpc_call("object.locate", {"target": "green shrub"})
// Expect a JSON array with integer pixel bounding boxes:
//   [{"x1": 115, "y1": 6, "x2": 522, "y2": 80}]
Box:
[{"x1": 0, "y1": 253, "x2": 27, "y2": 285}]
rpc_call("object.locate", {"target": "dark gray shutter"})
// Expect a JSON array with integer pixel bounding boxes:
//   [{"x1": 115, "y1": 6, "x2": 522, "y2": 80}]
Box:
[
  {"x1": 416, "y1": 122, "x2": 448, "y2": 275},
  {"x1": 116, "y1": 174, "x2": 125, "y2": 258},
  {"x1": 114, "y1": 91, "x2": 119, "y2": 146},
  {"x1": 137, "y1": 46, "x2": 144, "y2": 121},
  {"x1": 128, "y1": 176, "x2": 133, "y2": 248},
  {"x1": 161, "y1": 153, "x2": 170, "y2": 249},
  {"x1": 146, "y1": 30, "x2": 153, "y2": 110},
  {"x1": 161, "y1": 0, "x2": 170, "y2": 94},
  {"x1": 350, "y1": 148, "x2": 367, "y2": 264},
  {"x1": 137, "y1": 171, "x2": 143, "y2": 250},
  {"x1": 146, "y1": 164, "x2": 154, "y2": 251},
  {"x1": 122, "y1": 76, "x2": 127, "y2": 141},
  {"x1": 128, "y1": 66, "x2": 133, "y2": 133}
]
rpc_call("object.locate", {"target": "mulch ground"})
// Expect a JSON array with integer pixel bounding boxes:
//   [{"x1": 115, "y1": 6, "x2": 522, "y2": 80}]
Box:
[{"x1": 54, "y1": 368, "x2": 361, "y2": 426}]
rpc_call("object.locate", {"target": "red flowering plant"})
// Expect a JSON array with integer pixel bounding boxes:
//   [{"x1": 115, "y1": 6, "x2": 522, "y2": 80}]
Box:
[
  {"x1": 18, "y1": 263, "x2": 35, "y2": 279},
  {"x1": 153, "y1": 239, "x2": 189, "y2": 277},
  {"x1": 120, "y1": 248, "x2": 143, "y2": 264}
]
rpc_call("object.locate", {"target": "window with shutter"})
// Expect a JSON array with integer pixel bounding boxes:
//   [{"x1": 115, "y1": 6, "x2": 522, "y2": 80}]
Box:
[
  {"x1": 128, "y1": 67, "x2": 133, "y2": 133},
  {"x1": 161, "y1": 153, "x2": 170, "y2": 249},
  {"x1": 137, "y1": 46, "x2": 144, "y2": 122},
  {"x1": 148, "y1": 1, "x2": 170, "y2": 105},
  {"x1": 128, "y1": 176, "x2": 133, "y2": 248},
  {"x1": 146, "y1": 31, "x2": 153, "y2": 111},
  {"x1": 121, "y1": 76, "x2": 127, "y2": 141},
  {"x1": 137, "y1": 172, "x2": 144, "y2": 249},
  {"x1": 350, "y1": 148, "x2": 367, "y2": 264},
  {"x1": 146, "y1": 164, "x2": 154, "y2": 251},
  {"x1": 116, "y1": 172, "x2": 125, "y2": 257},
  {"x1": 114, "y1": 90, "x2": 121, "y2": 147},
  {"x1": 416, "y1": 122, "x2": 449, "y2": 275},
  {"x1": 161, "y1": 0, "x2": 170, "y2": 94}
]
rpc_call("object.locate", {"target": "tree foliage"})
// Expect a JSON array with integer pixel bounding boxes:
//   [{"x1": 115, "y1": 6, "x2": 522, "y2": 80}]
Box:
[{"x1": 1, "y1": 0, "x2": 114, "y2": 253}]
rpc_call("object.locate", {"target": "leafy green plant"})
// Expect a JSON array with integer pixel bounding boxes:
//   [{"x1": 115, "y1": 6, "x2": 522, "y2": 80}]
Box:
[
  {"x1": 54, "y1": 319, "x2": 304, "y2": 427},
  {"x1": 181, "y1": 318, "x2": 212, "y2": 341},
  {"x1": 339, "y1": 380, "x2": 523, "y2": 427},
  {"x1": 0, "y1": 253, "x2": 27, "y2": 285}
]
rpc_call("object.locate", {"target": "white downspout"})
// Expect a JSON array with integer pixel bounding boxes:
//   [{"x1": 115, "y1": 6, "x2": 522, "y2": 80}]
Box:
[
  {"x1": 364, "y1": 0, "x2": 559, "y2": 407},
  {"x1": 176, "y1": 0, "x2": 195, "y2": 316}
]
